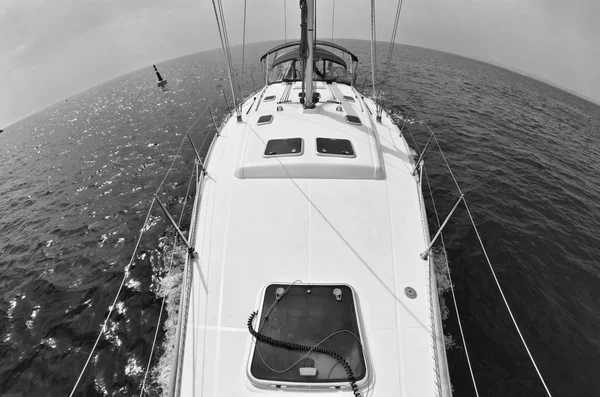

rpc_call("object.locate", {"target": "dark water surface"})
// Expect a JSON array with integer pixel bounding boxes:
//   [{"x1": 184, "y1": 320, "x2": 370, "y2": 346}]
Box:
[{"x1": 1, "y1": 40, "x2": 600, "y2": 396}]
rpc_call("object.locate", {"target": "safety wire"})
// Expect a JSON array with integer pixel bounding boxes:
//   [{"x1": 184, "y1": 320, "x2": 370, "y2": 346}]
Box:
[
  {"x1": 139, "y1": 165, "x2": 197, "y2": 396},
  {"x1": 423, "y1": 166, "x2": 480, "y2": 397},
  {"x1": 68, "y1": 105, "x2": 210, "y2": 397},
  {"x1": 139, "y1": 101, "x2": 223, "y2": 396},
  {"x1": 403, "y1": 97, "x2": 553, "y2": 397}
]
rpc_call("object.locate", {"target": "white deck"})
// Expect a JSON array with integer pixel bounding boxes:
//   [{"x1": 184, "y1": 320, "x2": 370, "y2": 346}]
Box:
[{"x1": 177, "y1": 81, "x2": 447, "y2": 397}]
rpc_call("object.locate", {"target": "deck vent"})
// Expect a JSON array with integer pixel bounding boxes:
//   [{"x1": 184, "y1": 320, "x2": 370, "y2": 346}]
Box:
[
  {"x1": 257, "y1": 115, "x2": 274, "y2": 125},
  {"x1": 264, "y1": 138, "x2": 304, "y2": 157},
  {"x1": 343, "y1": 95, "x2": 355, "y2": 102},
  {"x1": 264, "y1": 95, "x2": 276, "y2": 101},
  {"x1": 316, "y1": 138, "x2": 355, "y2": 157},
  {"x1": 345, "y1": 115, "x2": 361, "y2": 125}
]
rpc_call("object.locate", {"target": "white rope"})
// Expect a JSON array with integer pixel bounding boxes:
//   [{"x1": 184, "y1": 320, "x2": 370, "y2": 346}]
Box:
[
  {"x1": 423, "y1": 166, "x2": 481, "y2": 397},
  {"x1": 463, "y1": 200, "x2": 553, "y2": 397}
]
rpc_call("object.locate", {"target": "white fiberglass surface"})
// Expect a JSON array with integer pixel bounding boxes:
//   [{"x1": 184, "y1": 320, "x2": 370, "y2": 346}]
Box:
[{"x1": 178, "y1": 85, "x2": 440, "y2": 397}]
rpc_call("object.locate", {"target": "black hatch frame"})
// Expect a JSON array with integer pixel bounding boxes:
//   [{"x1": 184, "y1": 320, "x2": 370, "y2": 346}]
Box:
[{"x1": 248, "y1": 283, "x2": 367, "y2": 387}]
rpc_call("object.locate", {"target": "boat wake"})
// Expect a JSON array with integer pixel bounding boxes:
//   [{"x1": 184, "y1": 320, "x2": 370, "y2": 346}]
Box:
[
  {"x1": 144, "y1": 229, "x2": 189, "y2": 396},
  {"x1": 431, "y1": 246, "x2": 457, "y2": 350}
]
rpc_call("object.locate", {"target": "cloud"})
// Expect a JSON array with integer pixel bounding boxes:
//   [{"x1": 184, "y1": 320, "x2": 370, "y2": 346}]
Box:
[
  {"x1": 1, "y1": 0, "x2": 181, "y2": 71},
  {"x1": 1, "y1": 0, "x2": 599, "y2": 127}
]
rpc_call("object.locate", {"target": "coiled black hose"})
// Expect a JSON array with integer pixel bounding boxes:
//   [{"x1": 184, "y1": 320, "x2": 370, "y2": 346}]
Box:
[{"x1": 247, "y1": 311, "x2": 361, "y2": 397}]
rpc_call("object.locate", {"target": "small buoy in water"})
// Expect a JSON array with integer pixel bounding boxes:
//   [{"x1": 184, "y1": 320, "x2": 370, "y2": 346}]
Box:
[{"x1": 153, "y1": 64, "x2": 168, "y2": 87}]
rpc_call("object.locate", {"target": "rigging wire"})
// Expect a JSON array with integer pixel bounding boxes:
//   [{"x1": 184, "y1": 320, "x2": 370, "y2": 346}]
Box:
[
  {"x1": 284, "y1": 0, "x2": 287, "y2": 43},
  {"x1": 384, "y1": 0, "x2": 404, "y2": 81},
  {"x1": 313, "y1": 0, "x2": 317, "y2": 43},
  {"x1": 139, "y1": 165, "x2": 197, "y2": 397},
  {"x1": 423, "y1": 166, "x2": 481, "y2": 397},
  {"x1": 68, "y1": 203, "x2": 154, "y2": 397},
  {"x1": 402, "y1": 97, "x2": 554, "y2": 397},
  {"x1": 68, "y1": 105, "x2": 210, "y2": 397},
  {"x1": 241, "y1": 0, "x2": 247, "y2": 86},
  {"x1": 464, "y1": 200, "x2": 554, "y2": 397},
  {"x1": 211, "y1": 0, "x2": 241, "y2": 120}
]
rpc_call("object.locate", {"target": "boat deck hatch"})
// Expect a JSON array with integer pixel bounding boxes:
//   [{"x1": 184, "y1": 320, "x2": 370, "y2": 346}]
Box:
[
  {"x1": 264, "y1": 138, "x2": 304, "y2": 157},
  {"x1": 316, "y1": 138, "x2": 355, "y2": 157},
  {"x1": 345, "y1": 115, "x2": 362, "y2": 125},
  {"x1": 257, "y1": 115, "x2": 274, "y2": 125},
  {"x1": 249, "y1": 284, "x2": 366, "y2": 385}
]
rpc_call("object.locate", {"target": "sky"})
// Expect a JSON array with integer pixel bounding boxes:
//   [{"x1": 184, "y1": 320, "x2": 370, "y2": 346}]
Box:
[{"x1": 1, "y1": 0, "x2": 599, "y2": 127}]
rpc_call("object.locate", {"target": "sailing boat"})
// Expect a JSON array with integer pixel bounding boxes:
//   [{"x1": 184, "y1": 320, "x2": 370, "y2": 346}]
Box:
[
  {"x1": 166, "y1": 1, "x2": 452, "y2": 396},
  {"x1": 61, "y1": 1, "x2": 556, "y2": 395},
  {"x1": 154, "y1": 64, "x2": 168, "y2": 87}
]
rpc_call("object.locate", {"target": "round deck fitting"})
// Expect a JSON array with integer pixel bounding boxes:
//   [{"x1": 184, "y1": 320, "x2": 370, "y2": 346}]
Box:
[{"x1": 404, "y1": 286, "x2": 417, "y2": 299}]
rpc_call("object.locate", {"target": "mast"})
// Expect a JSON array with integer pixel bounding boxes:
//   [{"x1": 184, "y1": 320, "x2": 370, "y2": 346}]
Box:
[{"x1": 301, "y1": 0, "x2": 315, "y2": 109}]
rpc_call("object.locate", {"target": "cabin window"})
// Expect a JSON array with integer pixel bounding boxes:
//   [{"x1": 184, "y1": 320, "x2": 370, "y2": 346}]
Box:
[
  {"x1": 264, "y1": 95, "x2": 276, "y2": 102},
  {"x1": 345, "y1": 115, "x2": 362, "y2": 125},
  {"x1": 316, "y1": 138, "x2": 356, "y2": 157},
  {"x1": 264, "y1": 138, "x2": 304, "y2": 157},
  {"x1": 249, "y1": 284, "x2": 367, "y2": 386},
  {"x1": 257, "y1": 115, "x2": 274, "y2": 125}
]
